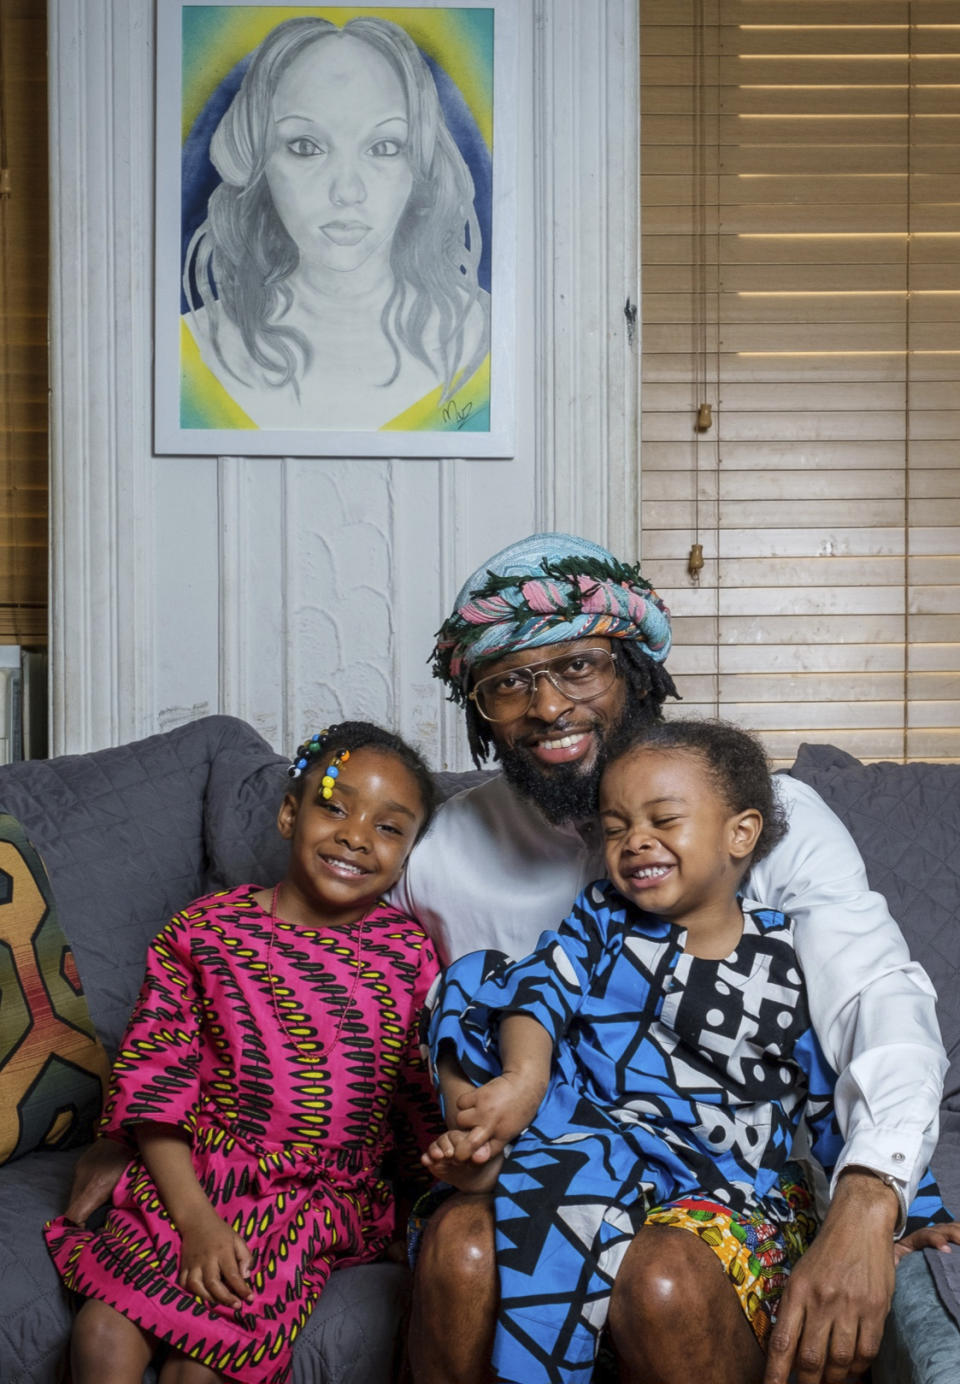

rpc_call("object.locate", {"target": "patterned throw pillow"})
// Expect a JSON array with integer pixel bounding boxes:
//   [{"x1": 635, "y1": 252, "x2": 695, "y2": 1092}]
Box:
[{"x1": 0, "y1": 813, "x2": 110, "y2": 1164}]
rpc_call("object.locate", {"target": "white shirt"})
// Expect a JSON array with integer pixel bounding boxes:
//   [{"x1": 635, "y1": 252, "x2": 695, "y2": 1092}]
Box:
[{"x1": 393, "y1": 771, "x2": 947, "y2": 1224}]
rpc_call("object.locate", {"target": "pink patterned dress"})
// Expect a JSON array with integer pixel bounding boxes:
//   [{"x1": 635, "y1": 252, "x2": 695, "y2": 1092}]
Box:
[{"x1": 45, "y1": 886, "x2": 442, "y2": 1383}]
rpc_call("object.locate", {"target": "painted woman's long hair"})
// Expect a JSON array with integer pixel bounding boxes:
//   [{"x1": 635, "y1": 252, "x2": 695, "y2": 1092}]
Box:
[{"x1": 183, "y1": 16, "x2": 489, "y2": 402}]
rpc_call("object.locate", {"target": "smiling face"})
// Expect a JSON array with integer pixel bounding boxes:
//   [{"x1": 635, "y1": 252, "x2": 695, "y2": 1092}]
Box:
[
  {"x1": 483, "y1": 638, "x2": 627, "y2": 770},
  {"x1": 264, "y1": 34, "x2": 415, "y2": 276},
  {"x1": 477, "y1": 637, "x2": 633, "y2": 824},
  {"x1": 277, "y1": 746, "x2": 427, "y2": 928},
  {"x1": 599, "y1": 747, "x2": 761, "y2": 941}
]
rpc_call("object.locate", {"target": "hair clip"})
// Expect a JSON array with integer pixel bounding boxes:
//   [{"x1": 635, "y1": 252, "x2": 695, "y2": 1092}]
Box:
[{"x1": 320, "y1": 748, "x2": 350, "y2": 798}]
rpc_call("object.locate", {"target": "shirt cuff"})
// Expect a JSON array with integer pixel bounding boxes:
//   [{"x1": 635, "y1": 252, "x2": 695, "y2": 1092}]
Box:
[{"x1": 830, "y1": 1130, "x2": 925, "y2": 1235}]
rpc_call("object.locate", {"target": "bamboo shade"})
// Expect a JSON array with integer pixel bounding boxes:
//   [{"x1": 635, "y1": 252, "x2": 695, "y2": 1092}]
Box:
[
  {"x1": 640, "y1": 0, "x2": 960, "y2": 764},
  {"x1": 0, "y1": 1, "x2": 48, "y2": 642}
]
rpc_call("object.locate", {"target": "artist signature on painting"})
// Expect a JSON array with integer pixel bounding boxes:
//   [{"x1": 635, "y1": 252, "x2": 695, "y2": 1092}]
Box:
[{"x1": 441, "y1": 397, "x2": 474, "y2": 429}]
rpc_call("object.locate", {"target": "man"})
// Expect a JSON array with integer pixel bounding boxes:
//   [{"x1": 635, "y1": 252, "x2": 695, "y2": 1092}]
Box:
[{"x1": 394, "y1": 532, "x2": 949, "y2": 1384}]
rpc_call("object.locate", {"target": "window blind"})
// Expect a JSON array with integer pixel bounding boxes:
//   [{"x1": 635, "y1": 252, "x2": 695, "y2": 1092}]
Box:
[
  {"x1": 640, "y1": 0, "x2": 960, "y2": 764},
  {"x1": 0, "y1": 1, "x2": 48, "y2": 642}
]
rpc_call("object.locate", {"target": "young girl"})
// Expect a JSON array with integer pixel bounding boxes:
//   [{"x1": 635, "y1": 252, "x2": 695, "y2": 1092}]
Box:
[
  {"x1": 423, "y1": 718, "x2": 953, "y2": 1384},
  {"x1": 46, "y1": 721, "x2": 443, "y2": 1384}
]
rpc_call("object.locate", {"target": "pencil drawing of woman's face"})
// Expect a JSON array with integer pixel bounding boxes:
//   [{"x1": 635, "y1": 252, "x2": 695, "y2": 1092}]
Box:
[{"x1": 264, "y1": 35, "x2": 415, "y2": 277}]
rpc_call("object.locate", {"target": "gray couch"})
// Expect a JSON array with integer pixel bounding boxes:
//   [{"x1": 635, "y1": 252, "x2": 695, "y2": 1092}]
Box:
[{"x1": 0, "y1": 718, "x2": 958, "y2": 1382}]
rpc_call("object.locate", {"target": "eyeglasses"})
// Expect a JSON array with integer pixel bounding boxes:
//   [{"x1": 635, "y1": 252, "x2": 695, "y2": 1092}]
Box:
[{"x1": 468, "y1": 648, "x2": 619, "y2": 723}]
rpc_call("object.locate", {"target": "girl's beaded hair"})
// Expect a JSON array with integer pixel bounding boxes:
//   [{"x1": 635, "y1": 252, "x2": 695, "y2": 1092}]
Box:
[
  {"x1": 288, "y1": 721, "x2": 438, "y2": 843},
  {"x1": 605, "y1": 717, "x2": 788, "y2": 866}
]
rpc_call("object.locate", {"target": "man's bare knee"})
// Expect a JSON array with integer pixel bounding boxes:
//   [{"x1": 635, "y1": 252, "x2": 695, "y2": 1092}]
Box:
[
  {"x1": 611, "y1": 1226, "x2": 726, "y2": 1329},
  {"x1": 409, "y1": 1193, "x2": 497, "y2": 1383},
  {"x1": 418, "y1": 1192, "x2": 495, "y2": 1284},
  {"x1": 609, "y1": 1226, "x2": 764, "y2": 1384}
]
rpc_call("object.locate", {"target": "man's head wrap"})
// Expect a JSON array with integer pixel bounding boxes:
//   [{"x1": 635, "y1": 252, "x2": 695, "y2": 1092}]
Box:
[{"x1": 431, "y1": 532, "x2": 672, "y2": 703}]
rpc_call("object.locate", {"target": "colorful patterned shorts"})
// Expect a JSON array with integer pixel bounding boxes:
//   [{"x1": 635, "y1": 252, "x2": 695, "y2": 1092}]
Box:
[{"x1": 644, "y1": 1169, "x2": 819, "y2": 1347}]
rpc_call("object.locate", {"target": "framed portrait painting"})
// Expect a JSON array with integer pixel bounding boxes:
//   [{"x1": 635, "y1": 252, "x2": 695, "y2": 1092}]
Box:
[{"x1": 154, "y1": 1, "x2": 517, "y2": 457}]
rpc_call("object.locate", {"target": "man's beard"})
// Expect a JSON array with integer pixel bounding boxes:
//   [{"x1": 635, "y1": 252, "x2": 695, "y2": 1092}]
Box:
[{"x1": 496, "y1": 696, "x2": 655, "y2": 826}]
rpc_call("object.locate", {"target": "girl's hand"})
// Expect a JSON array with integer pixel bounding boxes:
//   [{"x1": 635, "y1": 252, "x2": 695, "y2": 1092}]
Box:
[
  {"x1": 422, "y1": 1129, "x2": 504, "y2": 1193},
  {"x1": 455, "y1": 1070, "x2": 545, "y2": 1157},
  {"x1": 894, "y1": 1221, "x2": 960, "y2": 1264},
  {"x1": 178, "y1": 1204, "x2": 254, "y2": 1308}
]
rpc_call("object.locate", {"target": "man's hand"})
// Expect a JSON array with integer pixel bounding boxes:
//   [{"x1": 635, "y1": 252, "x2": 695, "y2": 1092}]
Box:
[
  {"x1": 455, "y1": 1070, "x2": 544, "y2": 1156},
  {"x1": 764, "y1": 1170, "x2": 899, "y2": 1384},
  {"x1": 178, "y1": 1203, "x2": 254, "y2": 1308},
  {"x1": 894, "y1": 1220, "x2": 960, "y2": 1264},
  {"x1": 64, "y1": 1137, "x2": 132, "y2": 1225}
]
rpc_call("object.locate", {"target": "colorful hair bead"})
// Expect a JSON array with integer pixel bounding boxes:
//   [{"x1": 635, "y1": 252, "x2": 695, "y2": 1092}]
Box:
[
  {"x1": 320, "y1": 747, "x2": 350, "y2": 797},
  {"x1": 288, "y1": 728, "x2": 331, "y2": 779},
  {"x1": 287, "y1": 732, "x2": 352, "y2": 786}
]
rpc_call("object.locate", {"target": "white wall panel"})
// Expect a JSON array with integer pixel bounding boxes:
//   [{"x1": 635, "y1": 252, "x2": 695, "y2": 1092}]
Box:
[
  {"x1": 49, "y1": 0, "x2": 640, "y2": 767},
  {"x1": 284, "y1": 459, "x2": 395, "y2": 743},
  {"x1": 49, "y1": 0, "x2": 157, "y2": 751},
  {"x1": 153, "y1": 456, "x2": 220, "y2": 732}
]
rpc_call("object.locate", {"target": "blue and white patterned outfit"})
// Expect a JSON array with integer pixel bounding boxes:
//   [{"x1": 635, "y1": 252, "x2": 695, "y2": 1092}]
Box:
[{"x1": 429, "y1": 880, "x2": 948, "y2": 1384}]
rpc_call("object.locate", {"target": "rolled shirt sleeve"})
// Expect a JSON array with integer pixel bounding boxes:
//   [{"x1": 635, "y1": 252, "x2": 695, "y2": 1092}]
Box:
[{"x1": 748, "y1": 775, "x2": 947, "y2": 1225}]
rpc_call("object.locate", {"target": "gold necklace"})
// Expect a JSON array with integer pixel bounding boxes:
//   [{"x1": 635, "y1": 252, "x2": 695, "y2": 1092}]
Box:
[{"x1": 265, "y1": 883, "x2": 368, "y2": 1062}]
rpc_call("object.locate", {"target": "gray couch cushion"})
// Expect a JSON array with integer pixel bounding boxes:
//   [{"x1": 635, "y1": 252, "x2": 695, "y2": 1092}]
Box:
[
  {"x1": 202, "y1": 742, "x2": 290, "y2": 893},
  {"x1": 0, "y1": 716, "x2": 285, "y2": 1058},
  {"x1": 787, "y1": 743, "x2": 960, "y2": 1212},
  {"x1": 0, "y1": 1149, "x2": 78, "y2": 1383}
]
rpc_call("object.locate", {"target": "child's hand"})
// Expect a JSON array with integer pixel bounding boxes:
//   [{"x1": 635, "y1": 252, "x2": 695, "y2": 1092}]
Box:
[
  {"x1": 894, "y1": 1221, "x2": 960, "y2": 1264},
  {"x1": 422, "y1": 1129, "x2": 504, "y2": 1193},
  {"x1": 178, "y1": 1204, "x2": 254, "y2": 1307},
  {"x1": 455, "y1": 1070, "x2": 545, "y2": 1157}
]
